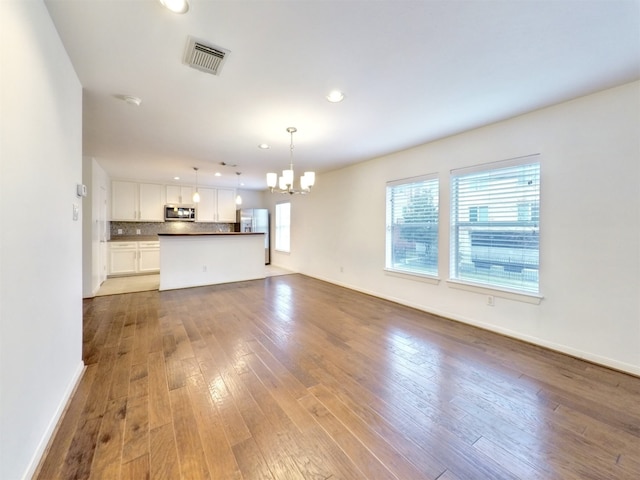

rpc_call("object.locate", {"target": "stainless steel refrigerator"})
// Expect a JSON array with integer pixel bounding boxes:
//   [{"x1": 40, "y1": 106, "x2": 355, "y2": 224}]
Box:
[{"x1": 237, "y1": 208, "x2": 270, "y2": 264}]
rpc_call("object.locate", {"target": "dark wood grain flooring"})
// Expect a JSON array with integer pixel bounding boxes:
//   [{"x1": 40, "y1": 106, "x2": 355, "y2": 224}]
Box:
[{"x1": 35, "y1": 274, "x2": 640, "y2": 479}]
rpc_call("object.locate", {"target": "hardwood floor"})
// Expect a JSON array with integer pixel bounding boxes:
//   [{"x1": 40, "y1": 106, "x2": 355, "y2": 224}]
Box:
[{"x1": 36, "y1": 274, "x2": 640, "y2": 479}]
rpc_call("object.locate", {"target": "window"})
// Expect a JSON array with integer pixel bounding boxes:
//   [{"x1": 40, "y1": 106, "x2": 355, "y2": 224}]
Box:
[
  {"x1": 386, "y1": 174, "x2": 439, "y2": 276},
  {"x1": 469, "y1": 206, "x2": 488, "y2": 223},
  {"x1": 275, "y1": 202, "x2": 291, "y2": 252},
  {"x1": 450, "y1": 156, "x2": 540, "y2": 294}
]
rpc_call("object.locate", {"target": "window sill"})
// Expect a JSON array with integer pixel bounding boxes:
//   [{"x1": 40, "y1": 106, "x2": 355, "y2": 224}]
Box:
[
  {"x1": 446, "y1": 279, "x2": 543, "y2": 305},
  {"x1": 384, "y1": 268, "x2": 440, "y2": 285}
]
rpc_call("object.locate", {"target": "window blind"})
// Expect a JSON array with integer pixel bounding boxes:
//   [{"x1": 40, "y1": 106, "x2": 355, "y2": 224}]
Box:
[
  {"x1": 450, "y1": 158, "x2": 540, "y2": 293},
  {"x1": 386, "y1": 174, "x2": 439, "y2": 276}
]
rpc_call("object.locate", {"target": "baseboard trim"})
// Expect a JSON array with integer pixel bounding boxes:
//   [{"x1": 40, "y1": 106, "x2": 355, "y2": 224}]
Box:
[{"x1": 25, "y1": 362, "x2": 85, "y2": 480}]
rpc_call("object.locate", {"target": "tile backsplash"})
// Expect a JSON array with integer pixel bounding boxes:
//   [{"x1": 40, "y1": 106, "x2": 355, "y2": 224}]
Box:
[{"x1": 110, "y1": 221, "x2": 236, "y2": 238}]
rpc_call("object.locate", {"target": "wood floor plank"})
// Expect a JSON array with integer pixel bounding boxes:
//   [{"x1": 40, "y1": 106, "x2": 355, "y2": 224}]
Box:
[
  {"x1": 128, "y1": 361, "x2": 149, "y2": 399},
  {"x1": 232, "y1": 437, "x2": 276, "y2": 480},
  {"x1": 245, "y1": 343, "x2": 318, "y2": 431},
  {"x1": 234, "y1": 360, "x2": 307, "y2": 480},
  {"x1": 37, "y1": 277, "x2": 640, "y2": 479},
  {"x1": 192, "y1": 320, "x2": 253, "y2": 446},
  {"x1": 88, "y1": 397, "x2": 127, "y2": 479},
  {"x1": 185, "y1": 373, "x2": 243, "y2": 479},
  {"x1": 554, "y1": 404, "x2": 640, "y2": 463},
  {"x1": 130, "y1": 309, "x2": 150, "y2": 366},
  {"x1": 121, "y1": 454, "x2": 149, "y2": 480},
  {"x1": 149, "y1": 423, "x2": 180, "y2": 480},
  {"x1": 81, "y1": 346, "x2": 117, "y2": 419},
  {"x1": 34, "y1": 365, "x2": 98, "y2": 480},
  {"x1": 148, "y1": 350, "x2": 172, "y2": 430},
  {"x1": 472, "y1": 435, "x2": 549, "y2": 480},
  {"x1": 299, "y1": 392, "x2": 398, "y2": 480},
  {"x1": 163, "y1": 334, "x2": 186, "y2": 390},
  {"x1": 169, "y1": 386, "x2": 211, "y2": 479},
  {"x1": 58, "y1": 416, "x2": 102, "y2": 480},
  {"x1": 121, "y1": 393, "x2": 148, "y2": 464},
  {"x1": 108, "y1": 336, "x2": 133, "y2": 400},
  {"x1": 307, "y1": 359, "x2": 448, "y2": 478},
  {"x1": 197, "y1": 358, "x2": 252, "y2": 447},
  {"x1": 309, "y1": 383, "x2": 434, "y2": 480}
]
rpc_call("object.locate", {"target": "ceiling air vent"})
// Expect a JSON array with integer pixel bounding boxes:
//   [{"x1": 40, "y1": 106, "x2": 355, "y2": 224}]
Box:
[{"x1": 183, "y1": 36, "x2": 230, "y2": 76}]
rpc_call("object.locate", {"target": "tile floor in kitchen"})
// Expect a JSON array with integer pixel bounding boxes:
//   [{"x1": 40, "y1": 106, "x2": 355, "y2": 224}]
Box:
[{"x1": 95, "y1": 265, "x2": 294, "y2": 296}]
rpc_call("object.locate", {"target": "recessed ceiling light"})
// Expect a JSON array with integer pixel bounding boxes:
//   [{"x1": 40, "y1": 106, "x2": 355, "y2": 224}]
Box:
[
  {"x1": 326, "y1": 90, "x2": 345, "y2": 103},
  {"x1": 214, "y1": 172, "x2": 221, "y2": 177},
  {"x1": 123, "y1": 95, "x2": 142, "y2": 106},
  {"x1": 258, "y1": 144, "x2": 270, "y2": 149},
  {"x1": 159, "y1": 0, "x2": 189, "y2": 14},
  {"x1": 173, "y1": 176, "x2": 180, "y2": 180}
]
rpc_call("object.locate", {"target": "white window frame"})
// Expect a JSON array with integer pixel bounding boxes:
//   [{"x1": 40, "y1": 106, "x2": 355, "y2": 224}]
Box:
[
  {"x1": 385, "y1": 173, "x2": 439, "y2": 280},
  {"x1": 274, "y1": 202, "x2": 291, "y2": 253},
  {"x1": 449, "y1": 155, "x2": 541, "y2": 298}
]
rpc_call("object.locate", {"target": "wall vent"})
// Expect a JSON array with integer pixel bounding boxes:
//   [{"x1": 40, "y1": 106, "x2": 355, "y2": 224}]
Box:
[{"x1": 183, "y1": 37, "x2": 230, "y2": 76}]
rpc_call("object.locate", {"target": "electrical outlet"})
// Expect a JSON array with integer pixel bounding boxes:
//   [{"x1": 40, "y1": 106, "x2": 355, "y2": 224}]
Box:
[
  {"x1": 117, "y1": 229, "x2": 123, "y2": 235},
  {"x1": 136, "y1": 229, "x2": 141, "y2": 235},
  {"x1": 487, "y1": 295, "x2": 495, "y2": 306}
]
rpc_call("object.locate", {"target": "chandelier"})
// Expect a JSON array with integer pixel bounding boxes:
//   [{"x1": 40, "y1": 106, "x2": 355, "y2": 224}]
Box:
[{"x1": 266, "y1": 127, "x2": 315, "y2": 194}]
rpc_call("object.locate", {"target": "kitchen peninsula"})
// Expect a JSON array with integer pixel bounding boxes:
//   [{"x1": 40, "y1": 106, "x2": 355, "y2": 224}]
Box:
[{"x1": 158, "y1": 232, "x2": 265, "y2": 291}]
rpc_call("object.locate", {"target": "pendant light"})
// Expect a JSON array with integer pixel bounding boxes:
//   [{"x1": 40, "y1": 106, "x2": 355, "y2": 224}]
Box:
[
  {"x1": 159, "y1": 0, "x2": 189, "y2": 14},
  {"x1": 266, "y1": 127, "x2": 315, "y2": 194},
  {"x1": 235, "y1": 172, "x2": 243, "y2": 205},
  {"x1": 192, "y1": 167, "x2": 200, "y2": 203}
]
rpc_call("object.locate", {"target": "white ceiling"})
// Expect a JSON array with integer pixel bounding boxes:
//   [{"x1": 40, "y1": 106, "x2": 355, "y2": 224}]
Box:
[{"x1": 44, "y1": 0, "x2": 640, "y2": 191}]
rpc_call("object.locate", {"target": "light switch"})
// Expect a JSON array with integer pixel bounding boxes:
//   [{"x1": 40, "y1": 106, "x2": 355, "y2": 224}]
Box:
[{"x1": 73, "y1": 203, "x2": 79, "y2": 221}]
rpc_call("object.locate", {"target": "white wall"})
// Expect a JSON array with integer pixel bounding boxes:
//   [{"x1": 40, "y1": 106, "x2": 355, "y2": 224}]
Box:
[
  {"x1": 0, "y1": 1, "x2": 84, "y2": 478},
  {"x1": 235, "y1": 188, "x2": 266, "y2": 210},
  {"x1": 267, "y1": 81, "x2": 640, "y2": 375}
]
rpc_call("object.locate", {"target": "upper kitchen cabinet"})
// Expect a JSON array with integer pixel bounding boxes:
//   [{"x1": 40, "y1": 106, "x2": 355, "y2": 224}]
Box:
[
  {"x1": 196, "y1": 188, "x2": 216, "y2": 222},
  {"x1": 195, "y1": 187, "x2": 236, "y2": 222},
  {"x1": 217, "y1": 188, "x2": 237, "y2": 222},
  {"x1": 166, "y1": 185, "x2": 194, "y2": 205},
  {"x1": 111, "y1": 181, "x2": 165, "y2": 221}
]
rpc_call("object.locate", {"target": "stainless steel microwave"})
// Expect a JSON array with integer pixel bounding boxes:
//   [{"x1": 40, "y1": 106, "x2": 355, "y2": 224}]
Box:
[{"x1": 164, "y1": 205, "x2": 196, "y2": 221}]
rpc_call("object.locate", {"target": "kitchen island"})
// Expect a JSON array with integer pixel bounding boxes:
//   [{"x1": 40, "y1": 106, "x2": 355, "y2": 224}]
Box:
[{"x1": 158, "y1": 232, "x2": 265, "y2": 291}]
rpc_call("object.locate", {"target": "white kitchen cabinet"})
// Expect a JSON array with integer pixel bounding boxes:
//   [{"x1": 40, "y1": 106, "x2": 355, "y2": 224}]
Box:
[
  {"x1": 195, "y1": 187, "x2": 236, "y2": 222},
  {"x1": 108, "y1": 242, "x2": 138, "y2": 275},
  {"x1": 109, "y1": 241, "x2": 160, "y2": 276},
  {"x1": 111, "y1": 181, "x2": 165, "y2": 221},
  {"x1": 216, "y1": 188, "x2": 237, "y2": 222},
  {"x1": 166, "y1": 185, "x2": 195, "y2": 205},
  {"x1": 196, "y1": 188, "x2": 216, "y2": 222},
  {"x1": 111, "y1": 181, "x2": 137, "y2": 221},
  {"x1": 138, "y1": 241, "x2": 160, "y2": 273},
  {"x1": 139, "y1": 183, "x2": 165, "y2": 221}
]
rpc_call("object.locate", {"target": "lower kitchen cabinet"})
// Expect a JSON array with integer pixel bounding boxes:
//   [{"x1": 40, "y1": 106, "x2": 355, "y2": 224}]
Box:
[
  {"x1": 138, "y1": 241, "x2": 160, "y2": 273},
  {"x1": 109, "y1": 241, "x2": 160, "y2": 276}
]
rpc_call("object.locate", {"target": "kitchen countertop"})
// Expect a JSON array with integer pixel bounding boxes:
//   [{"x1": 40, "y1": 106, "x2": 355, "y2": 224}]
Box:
[{"x1": 109, "y1": 235, "x2": 158, "y2": 242}]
